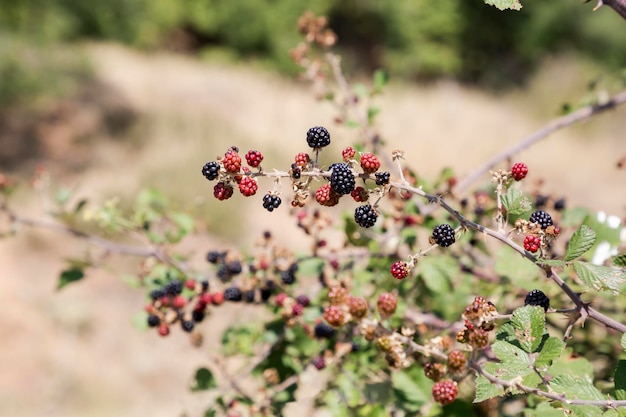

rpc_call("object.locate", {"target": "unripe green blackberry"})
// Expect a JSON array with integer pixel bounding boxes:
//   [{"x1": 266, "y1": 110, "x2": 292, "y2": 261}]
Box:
[
  {"x1": 202, "y1": 161, "x2": 220, "y2": 181},
  {"x1": 529, "y1": 210, "x2": 553, "y2": 229},
  {"x1": 432, "y1": 380, "x2": 458, "y2": 405},
  {"x1": 147, "y1": 314, "x2": 160, "y2": 328},
  {"x1": 377, "y1": 292, "x2": 397, "y2": 318},
  {"x1": 329, "y1": 163, "x2": 356, "y2": 195},
  {"x1": 224, "y1": 286, "x2": 243, "y2": 302},
  {"x1": 524, "y1": 289, "x2": 550, "y2": 311},
  {"x1": 431, "y1": 224, "x2": 456, "y2": 247},
  {"x1": 306, "y1": 126, "x2": 331, "y2": 149},
  {"x1": 447, "y1": 350, "x2": 467, "y2": 372},
  {"x1": 354, "y1": 204, "x2": 378, "y2": 228}
]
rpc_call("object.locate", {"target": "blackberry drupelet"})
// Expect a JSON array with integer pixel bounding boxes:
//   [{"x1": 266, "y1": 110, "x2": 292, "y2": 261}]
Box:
[
  {"x1": 375, "y1": 171, "x2": 390, "y2": 186},
  {"x1": 263, "y1": 194, "x2": 282, "y2": 212},
  {"x1": 354, "y1": 204, "x2": 378, "y2": 228},
  {"x1": 306, "y1": 126, "x2": 331, "y2": 149},
  {"x1": 314, "y1": 322, "x2": 335, "y2": 339},
  {"x1": 524, "y1": 289, "x2": 550, "y2": 311},
  {"x1": 432, "y1": 224, "x2": 456, "y2": 247},
  {"x1": 147, "y1": 314, "x2": 160, "y2": 327},
  {"x1": 529, "y1": 210, "x2": 553, "y2": 229},
  {"x1": 329, "y1": 163, "x2": 356, "y2": 195},
  {"x1": 202, "y1": 161, "x2": 220, "y2": 181},
  {"x1": 224, "y1": 286, "x2": 243, "y2": 302}
]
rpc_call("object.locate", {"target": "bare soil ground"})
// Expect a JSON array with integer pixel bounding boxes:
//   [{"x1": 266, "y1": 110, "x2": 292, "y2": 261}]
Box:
[{"x1": 1, "y1": 44, "x2": 624, "y2": 417}]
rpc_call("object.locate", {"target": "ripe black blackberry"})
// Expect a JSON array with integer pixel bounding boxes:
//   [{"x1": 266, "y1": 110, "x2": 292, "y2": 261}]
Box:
[
  {"x1": 260, "y1": 286, "x2": 273, "y2": 302},
  {"x1": 200, "y1": 280, "x2": 209, "y2": 292},
  {"x1": 375, "y1": 171, "x2": 390, "y2": 186},
  {"x1": 206, "y1": 250, "x2": 224, "y2": 264},
  {"x1": 553, "y1": 198, "x2": 566, "y2": 211},
  {"x1": 181, "y1": 320, "x2": 195, "y2": 332},
  {"x1": 354, "y1": 204, "x2": 378, "y2": 228},
  {"x1": 524, "y1": 289, "x2": 550, "y2": 311},
  {"x1": 314, "y1": 322, "x2": 335, "y2": 339},
  {"x1": 164, "y1": 280, "x2": 183, "y2": 295},
  {"x1": 226, "y1": 260, "x2": 243, "y2": 275},
  {"x1": 147, "y1": 314, "x2": 160, "y2": 327},
  {"x1": 201, "y1": 161, "x2": 220, "y2": 181},
  {"x1": 306, "y1": 126, "x2": 331, "y2": 149},
  {"x1": 329, "y1": 163, "x2": 356, "y2": 195},
  {"x1": 281, "y1": 269, "x2": 297, "y2": 285},
  {"x1": 529, "y1": 210, "x2": 553, "y2": 229},
  {"x1": 224, "y1": 286, "x2": 243, "y2": 302},
  {"x1": 192, "y1": 309, "x2": 205, "y2": 323},
  {"x1": 263, "y1": 194, "x2": 282, "y2": 212},
  {"x1": 244, "y1": 289, "x2": 256, "y2": 303},
  {"x1": 431, "y1": 224, "x2": 456, "y2": 247},
  {"x1": 150, "y1": 289, "x2": 165, "y2": 300}
]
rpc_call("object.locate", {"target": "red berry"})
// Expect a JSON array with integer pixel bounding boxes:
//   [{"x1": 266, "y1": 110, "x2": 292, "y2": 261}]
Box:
[
  {"x1": 275, "y1": 293, "x2": 288, "y2": 307},
  {"x1": 469, "y1": 328, "x2": 490, "y2": 349},
  {"x1": 350, "y1": 186, "x2": 369, "y2": 202},
  {"x1": 245, "y1": 150, "x2": 264, "y2": 168},
  {"x1": 238, "y1": 176, "x2": 258, "y2": 196},
  {"x1": 214, "y1": 182, "x2": 234, "y2": 200},
  {"x1": 315, "y1": 184, "x2": 341, "y2": 207},
  {"x1": 158, "y1": 324, "x2": 170, "y2": 337},
  {"x1": 292, "y1": 303, "x2": 304, "y2": 316},
  {"x1": 390, "y1": 260, "x2": 410, "y2": 280},
  {"x1": 323, "y1": 305, "x2": 346, "y2": 327},
  {"x1": 185, "y1": 279, "x2": 196, "y2": 290},
  {"x1": 211, "y1": 292, "x2": 224, "y2": 305},
  {"x1": 199, "y1": 293, "x2": 212, "y2": 305},
  {"x1": 348, "y1": 296, "x2": 369, "y2": 320},
  {"x1": 377, "y1": 293, "x2": 397, "y2": 318},
  {"x1": 172, "y1": 295, "x2": 187, "y2": 309},
  {"x1": 312, "y1": 356, "x2": 326, "y2": 370},
  {"x1": 294, "y1": 152, "x2": 310, "y2": 167},
  {"x1": 511, "y1": 162, "x2": 528, "y2": 181},
  {"x1": 447, "y1": 350, "x2": 467, "y2": 371},
  {"x1": 328, "y1": 286, "x2": 348, "y2": 305},
  {"x1": 523, "y1": 234, "x2": 541, "y2": 253},
  {"x1": 360, "y1": 152, "x2": 381, "y2": 174},
  {"x1": 159, "y1": 296, "x2": 170, "y2": 307},
  {"x1": 342, "y1": 146, "x2": 356, "y2": 161},
  {"x1": 222, "y1": 149, "x2": 242, "y2": 173},
  {"x1": 432, "y1": 380, "x2": 458, "y2": 405}
]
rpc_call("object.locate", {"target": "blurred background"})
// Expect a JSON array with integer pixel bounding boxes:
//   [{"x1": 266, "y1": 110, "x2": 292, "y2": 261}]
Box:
[{"x1": 1, "y1": 1, "x2": 625, "y2": 416}]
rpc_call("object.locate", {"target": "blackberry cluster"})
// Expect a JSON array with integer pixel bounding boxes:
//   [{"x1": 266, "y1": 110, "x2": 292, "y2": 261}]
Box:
[
  {"x1": 524, "y1": 289, "x2": 550, "y2": 311},
  {"x1": 375, "y1": 171, "x2": 390, "y2": 186},
  {"x1": 329, "y1": 163, "x2": 356, "y2": 195},
  {"x1": 432, "y1": 224, "x2": 456, "y2": 247},
  {"x1": 262, "y1": 194, "x2": 281, "y2": 212},
  {"x1": 529, "y1": 210, "x2": 553, "y2": 229},
  {"x1": 306, "y1": 126, "x2": 331, "y2": 149},
  {"x1": 354, "y1": 204, "x2": 378, "y2": 228},
  {"x1": 224, "y1": 286, "x2": 243, "y2": 302},
  {"x1": 202, "y1": 161, "x2": 220, "y2": 181}
]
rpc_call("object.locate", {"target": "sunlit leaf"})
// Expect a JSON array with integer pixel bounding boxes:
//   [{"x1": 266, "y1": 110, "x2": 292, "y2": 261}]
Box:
[
  {"x1": 573, "y1": 261, "x2": 626, "y2": 295},
  {"x1": 484, "y1": 0, "x2": 523, "y2": 11},
  {"x1": 565, "y1": 225, "x2": 596, "y2": 261},
  {"x1": 511, "y1": 306, "x2": 545, "y2": 352}
]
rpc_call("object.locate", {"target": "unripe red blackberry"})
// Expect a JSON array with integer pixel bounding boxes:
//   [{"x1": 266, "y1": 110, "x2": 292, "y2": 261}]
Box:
[
  {"x1": 431, "y1": 224, "x2": 456, "y2": 247},
  {"x1": 359, "y1": 152, "x2": 381, "y2": 174},
  {"x1": 214, "y1": 182, "x2": 234, "y2": 200},
  {"x1": 523, "y1": 234, "x2": 541, "y2": 253},
  {"x1": 424, "y1": 362, "x2": 446, "y2": 382},
  {"x1": 224, "y1": 286, "x2": 243, "y2": 302},
  {"x1": 202, "y1": 161, "x2": 220, "y2": 181},
  {"x1": 275, "y1": 293, "x2": 288, "y2": 307},
  {"x1": 447, "y1": 350, "x2": 467, "y2": 372},
  {"x1": 296, "y1": 295, "x2": 311, "y2": 307},
  {"x1": 342, "y1": 146, "x2": 356, "y2": 161},
  {"x1": 244, "y1": 150, "x2": 264, "y2": 168},
  {"x1": 330, "y1": 163, "x2": 356, "y2": 195},
  {"x1": 529, "y1": 210, "x2": 553, "y2": 229},
  {"x1": 469, "y1": 328, "x2": 490, "y2": 349},
  {"x1": 323, "y1": 305, "x2": 346, "y2": 327},
  {"x1": 511, "y1": 162, "x2": 528, "y2": 181},
  {"x1": 377, "y1": 292, "x2": 397, "y2": 318},
  {"x1": 185, "y1": 279, "x2": 196, "y2": 290},
  {"x1": 306, "y1": 126, "x2": 331, "y2": 149},
  {"x1": 432, "y1": 380, "x2": 458, "y2": 405},
  {"x1": 222, "y1": 149, "x2": 242, "y2": 173},
  {"x1": 328, "y1": 286, "x2": 348, "y2": 305},
  {"x1": 354, "y1": 204, "x2": 378, "y2": 228},
  {"x1": 347, "y1": 296, "x2": 369, "y2": 319},
  {"x1": 238, "y1": 176, "x2": 258, "y2": 196},
  {"x1": 312, "y1": 356, "x2": 326, "y2": 370},
  {"x1": 314, "y1": 322, "x2": 336, "y2": 339},
  {"x1": 374, "y1": 171, "x2": 390, "y2": 186},
  {"x1": 292, "y1": 303, "x2": 304, "y2": 316},
  {"x1": 158, "y1": 323, "x2": 170, "y2": 337},
  {"x1": 350, "y1": 186, "x2": 369, "y2": 202},
  {"x1": 294, "y1": 152, "x2": 310, "y2": 167},
  {"x1": 172, "y1": 295, "x2": 187, "y2": 309},
  {"x1": 524, "y1": 289, "x2": 550, "y2": 311},
  {"x1": 211, "y1": 292, "x2": 224, "y2": 305},
  {"x1": 390, "y1": 260, "x2": 410, "y2": 280},
  {"x1": 315, "y1": 184, "x2": 341, "y2": 207}
]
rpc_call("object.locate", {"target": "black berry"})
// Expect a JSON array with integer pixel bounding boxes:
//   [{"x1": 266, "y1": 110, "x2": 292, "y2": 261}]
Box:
[
  {"x1": 206, "y1": 250, "x2": 224, "y2": 264},
  {"x1": 529, "y1": 210, "x2": 553, "y2": 229},
  {"x1": 202, "y1": 161, "x2": 220, "y2": 181},
  {"x1": 553, "y1": 198, "x2": 566, "y2": 211},
  {"x1": 281, "y1": 269, "x2": 297, "y2": 285},
  {"x1": 329, "y1": 163, "x2": 356, "y2": 195},
  {"x1": 432, "y1": 224, "x2": 456, "y2": 247},
  {"x1": 263, "y1": 194, "x2": 282, "y2": 212},
  {"x1": 147, "y1": 314, "x2": 160, "y2": 327},
  {"x1": 192, "y1": 310, "x2": 205, "y2": 323},
  {"x1": 375, "y1": 171, "x2": 390, "y2": 186},
  {"x1": 226, "y1": 260, "x2": 243, "y2": 275},
  {"x1": 244, "y1": 289, "x2": 256, "y2": 303},
  {"x1": 224, "y1": 286, "x2": 243, "y2": 302},
  {"x1": 164, "y1": 280, "x2": 183, "y2": 295},
  {"x1": 314, "y1": 322, "x2": 335, "y2": 339},
  {"x1": 150, "y1": 289, "x2": 165, "y2": 300},
  {"x1": 181, "y1": 320, "x2": 195, "y2": 332},
  {"x1": 524, "y1": 289, "x2": 550, "y2": 311},
  {"x1": 306, "y1": 126, "x2": 331, "y2": 149},
  {"x1": 354, "y1": 204, "x2": 378, "y2": 228}
]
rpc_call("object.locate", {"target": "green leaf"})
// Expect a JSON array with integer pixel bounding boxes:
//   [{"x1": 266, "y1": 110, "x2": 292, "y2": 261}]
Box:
[
  {"x1": 613, "y1": 254, "x2": 626, "y2": 268},
  {"x1": 535, "y1": 337, "x2": 565, "y2": 368},
  {"x1": 418, "y1": 255, "x2": 457, "y2": 293},
  {"x1": 550, "y1": 374, "x2": 604, "y2": 401},
  {"x1": 391, "y1": 370, "x2": 431, "y2": 410},
  {"x1": 57, "y1": 267, "x2": 85, "y2": 290},
  {"x1": 573, "y1": 261, "x2": 626, "y2": 295},
  {"x1": 367, "y1": 106, "x2": 380, "y2": 124},
  {"x1": 495, "y1": 246, "x2": 541, "y2": 289},
  {"x1": 491, "y1": 341, "x2": 533, "y2": 377},
  {"x1": 372, "y1": 69, "x2": 388, "y2": 93},
  {"x1": 190, "y1": 367, "x2": 216, "y2": 392},
  {"x1": 511, "y1": 306, "x2": 545, "y2": 352},
  {"x1": 615, "y1": 360, "x2": 626, "y2": 400},
  {"x1": 565, "y1": 225, "x2": 597, "y2": 261},
  {"x1": 474, "y1": 374, "x2": 504, "y2": 403},
  {"x1": 549, "y1": 350, "x2": 594, "y2": 379},
  {"x1": 484, "y1": 0, "x2": 523, "y2": 11},
  {"x1": 524, "y1": 401, "x2": 567, "y2": 417},
  {"x1": 203, "y1": 410, "x2": 216, "y2": 417},
  {"x1": 501, "y1": 187, "x2": 532, "y2": 215}
]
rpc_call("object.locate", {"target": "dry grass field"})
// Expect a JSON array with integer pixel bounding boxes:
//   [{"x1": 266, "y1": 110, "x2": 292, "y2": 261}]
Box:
[{"x1": 1, "y1": 44, "x2": 625, "y2": 417}]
